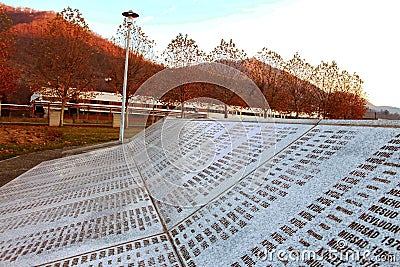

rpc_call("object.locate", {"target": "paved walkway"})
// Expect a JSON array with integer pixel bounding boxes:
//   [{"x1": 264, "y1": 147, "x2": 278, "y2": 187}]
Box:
[
  {"x1": 0, "y1": 149, "x2": 65, "y2": 187},
  {"x1": 0, "y1": 141, "x2": 120, "y2": 187}
]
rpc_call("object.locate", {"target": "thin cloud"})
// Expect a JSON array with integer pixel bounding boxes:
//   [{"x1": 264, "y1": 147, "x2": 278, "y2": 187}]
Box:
[
  {"x1": 235, "y1": 7, "x2": 258, "y2": 13},
  {"x1": 163, "y1": 6, "x2": 175, "y2": 14},
  {"x1": 138, "y1": 16, "x2": 154, "y2": 25}
]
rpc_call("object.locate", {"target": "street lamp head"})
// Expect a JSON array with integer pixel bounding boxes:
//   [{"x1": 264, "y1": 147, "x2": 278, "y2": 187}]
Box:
[{"x1": 122, "y1": 10, "x2": 139, "y2": 19}]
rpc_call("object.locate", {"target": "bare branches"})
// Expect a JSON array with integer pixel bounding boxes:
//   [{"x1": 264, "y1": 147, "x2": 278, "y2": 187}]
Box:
[
  {"x1": 108, "y1": 20, "x2": 161, "y2": 103},
  {"x1": 111, "y1": 20, "x2": 157, "y2": 61},
  {"x1": 162, "y1": 33, "x2": 206, "y2": 68}
]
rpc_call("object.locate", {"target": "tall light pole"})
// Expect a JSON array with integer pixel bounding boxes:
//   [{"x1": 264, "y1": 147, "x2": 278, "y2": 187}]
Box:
[{"x1": 119, "y1": 10, "x2": 139, "y2": 142}]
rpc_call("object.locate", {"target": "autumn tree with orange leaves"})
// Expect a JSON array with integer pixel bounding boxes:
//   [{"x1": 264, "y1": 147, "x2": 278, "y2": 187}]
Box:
[
  {"x1": 310, "y1": 60, "x2": 366, "y2": 119},
  {"x1": 323, "y1": 70, "x2": 367, "y2": 119},
  {"x1": 29, "y1": 7, "x2": 96, "y2": 126},
  {"x1": 0, "y1": 6, "x2": 17, "y2": 104},
  {"x1": 249, "y1": 48, "x2": 367, "y2": 119}
]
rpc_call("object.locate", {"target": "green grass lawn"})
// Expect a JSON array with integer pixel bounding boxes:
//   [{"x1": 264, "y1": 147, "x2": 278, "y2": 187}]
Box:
[{"x1": 0, "y1": 125, "x2": 125, "y2": 160}]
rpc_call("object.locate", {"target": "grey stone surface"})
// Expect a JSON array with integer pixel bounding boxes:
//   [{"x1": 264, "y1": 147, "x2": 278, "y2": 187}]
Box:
[{"x1": 0, "y1": 118, "x2": 399, "y2": 266}]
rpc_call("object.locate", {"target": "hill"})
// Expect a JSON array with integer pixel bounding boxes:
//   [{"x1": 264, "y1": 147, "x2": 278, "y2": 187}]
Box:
[
  {"x1": 367, "y1": 103, "x2": 400, "y2": 114},
  {"x1": 1, "y1": 4, "x2": 313, "y2": 114},
  {"x1": 1, "y1": 3, "x2": 163, "y2": 104},
  {"x1": 1, "y1": 4, "x2": 55, "y2": 25},
  {"x1": 1, "y1": 4, "x2": 367, "y2": 119},
  {"x1": 365, "y1": 103, "x2": 400, "y2": 120}
]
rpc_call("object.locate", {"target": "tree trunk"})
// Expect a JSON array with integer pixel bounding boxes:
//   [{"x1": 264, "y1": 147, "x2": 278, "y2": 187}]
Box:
[
  {"x1": 224, "y1": 104, "x2": 228, "y2": 119},
  {"x1": 181, "y1": 101, "x2": 185, "y2": 118},
  {"x1": 59, "y1": 100, "x2": 66, "y2": 126}
]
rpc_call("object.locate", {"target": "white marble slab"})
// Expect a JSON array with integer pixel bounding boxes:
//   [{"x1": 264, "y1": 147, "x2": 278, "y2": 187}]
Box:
[{"x1": 0, "y1": 119, "x2": 399, "y2": 266}]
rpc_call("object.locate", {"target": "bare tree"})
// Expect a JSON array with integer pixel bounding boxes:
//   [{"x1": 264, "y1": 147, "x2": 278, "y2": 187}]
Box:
[
  {"x1": 108, "y1": 20, "x2": 160, "y2": 107},
  {"x1": 251, "y1": 47, "x2": 284, "y2": 116},
  {"x1": 283, "y1": 53, "x2": 316, "y2": 117},
  {"x1": 162, "y1": 33, "x2": 206, "y2": 68},
  {"x1": 111, "y1": 19, "x2": 157, "y2": 61},
  {"x1": 311, "y1": 60, "x2": 341, "y2": 118},
  {"x1": 161, "y1": 33, "x2": 206, "y2": 116},
  {"x1": 208, "y1": 39, "x2": 248, "y2": 118}
]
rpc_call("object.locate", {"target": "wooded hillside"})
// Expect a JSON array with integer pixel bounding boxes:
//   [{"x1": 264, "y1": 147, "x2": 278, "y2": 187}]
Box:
[{"x1": 0, "y1": 4, "x2": 367, "y2": 119}]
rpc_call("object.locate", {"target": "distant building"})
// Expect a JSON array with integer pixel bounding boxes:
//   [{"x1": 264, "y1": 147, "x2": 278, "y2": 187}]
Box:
[{"x1": 30, "y1": 91, "x2": 267, "y2": 119}]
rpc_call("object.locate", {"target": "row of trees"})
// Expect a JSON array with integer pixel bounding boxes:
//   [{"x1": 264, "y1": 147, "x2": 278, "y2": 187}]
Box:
[
  {"x1": 0, "y1": 5, "x2": 367, "y2": 126},
  {"x1": 251, "y1": 51, "x2": 366, "y2": 119},
  {"x1": 0, "y1": 6, "x2": 163, "y2": 125},
  {"x1": 158, "y1": 34, "x2": 367, "y2": 119}
]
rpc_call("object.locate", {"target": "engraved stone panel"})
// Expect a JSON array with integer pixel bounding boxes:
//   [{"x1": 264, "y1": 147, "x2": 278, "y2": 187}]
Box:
[{"x1": 0, "y1": 119, "x2": 399, "y2": 266}]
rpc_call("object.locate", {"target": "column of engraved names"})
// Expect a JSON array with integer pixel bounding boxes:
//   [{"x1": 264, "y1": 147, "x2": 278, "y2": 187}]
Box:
[
  {"x1": 321, "y1": 135, "x2": 400, "y2": 267},
  {"x1": 167, "y1": 125, "x2": 301, "y2": 262},
  {"x1": 0, "y1": 166, "x2": 138, "y2": 222},
  {"x1": 169, "y1": 128, "x2": 355, "y2": 267},
  {"x1": 38, "y1": 234, "x2": 181, "y2": 267},
  {"x1": 0, "y1": 201, "x2": 160, "y2": 263},
  {"x1": 153, "y1": 123, "x2": 283, "y2": 227},
  {"x1": 135, "y1": 121, "x2": 231, "y2": 207},
  {"x1": 0, "y1": 154, "x2": 160, "y2": 264},
  {"x1": 230, "y1": 128, "x2": 358, "y2": 267},
  {"x1": 171, "y1": 124, "x2": 308, "y2": 266},
  {"x1": 233, "y1": 129, "x2": 356, "y2": 266},
  {"x1": 262, "y1": 132, "x2": 400, "y2": 267}
]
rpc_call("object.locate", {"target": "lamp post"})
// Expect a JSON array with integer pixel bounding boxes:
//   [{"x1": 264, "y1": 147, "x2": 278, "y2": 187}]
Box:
[{"x1": 119, "y1": 10, "x2": 139, "y2": 142}]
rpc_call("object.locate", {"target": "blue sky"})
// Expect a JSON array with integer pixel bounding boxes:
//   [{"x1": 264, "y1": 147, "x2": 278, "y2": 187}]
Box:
[{"x1": 2, "y1": 0, "x2": 400, "y2": 108}]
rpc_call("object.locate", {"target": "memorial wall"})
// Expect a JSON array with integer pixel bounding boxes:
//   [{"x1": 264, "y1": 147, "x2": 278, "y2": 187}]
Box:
[{"x1": 0, "y1": 118, "x2": 399, "y2": 266}]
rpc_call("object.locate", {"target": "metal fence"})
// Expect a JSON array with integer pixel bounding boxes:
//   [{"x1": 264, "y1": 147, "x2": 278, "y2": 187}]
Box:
[
  {"x1": 0, "y1": 103, "x2": 208, "y2": 126},
  {"x1": 0, "y1": 103, "x2": 118, "y2": 125}
]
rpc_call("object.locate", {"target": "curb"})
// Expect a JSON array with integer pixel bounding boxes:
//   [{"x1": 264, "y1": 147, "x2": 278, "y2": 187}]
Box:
[
  {"x1": 0, "y1": 155, "x2": 20, "y2": 164},
  {"x1": 61, "y1": 140, "x2": 121, "y2": 157}
]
